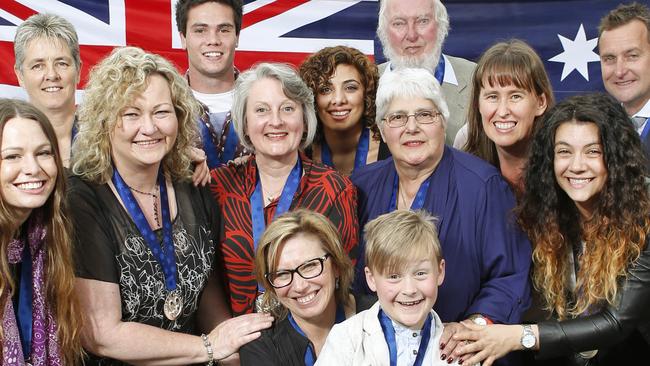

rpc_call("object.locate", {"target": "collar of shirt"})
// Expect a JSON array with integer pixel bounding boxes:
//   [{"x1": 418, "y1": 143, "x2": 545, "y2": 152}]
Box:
[
  {"x1": 392, "y1": 319, "x2": 426, "y2": 366},
  {"x1": 632, "y1": 99, "x2": 650, "y2": 135},
  {"x1": 385, "y1": 54, "x2": 458, "y2": 86}
]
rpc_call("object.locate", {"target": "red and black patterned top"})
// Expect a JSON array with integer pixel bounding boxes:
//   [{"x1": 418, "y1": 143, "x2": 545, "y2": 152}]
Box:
[{"x1": 210, "y1": 153, "x2": 359, "y2": 315}]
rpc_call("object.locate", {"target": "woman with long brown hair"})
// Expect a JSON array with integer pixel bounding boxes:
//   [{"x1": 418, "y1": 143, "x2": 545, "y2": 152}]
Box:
[{"x1": 0, "y1": 98, "x2": 82, "y2": 365}]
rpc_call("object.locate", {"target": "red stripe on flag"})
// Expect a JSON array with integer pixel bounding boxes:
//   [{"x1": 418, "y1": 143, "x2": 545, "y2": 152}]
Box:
[
  {"x1": 242, "y1": 0, "x2": 309, "y2": 29},
  {"x1": 3, "y1": 0, "x2": 38, "y2": 20}
]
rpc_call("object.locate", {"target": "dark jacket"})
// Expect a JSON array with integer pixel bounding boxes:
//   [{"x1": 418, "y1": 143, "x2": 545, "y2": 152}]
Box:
[{"x1": 536, "y1": 236, "x2": 650, "y2": 365}]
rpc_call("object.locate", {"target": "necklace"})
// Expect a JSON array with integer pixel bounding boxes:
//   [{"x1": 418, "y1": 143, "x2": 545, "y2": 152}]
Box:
[
  {"x1": 398, "y1": 184, "x2": 411, "y2": 209},
  {"x1": 127, "y1": 184, "x2": 160, "y2": 227},
  {"x1": 262, "y1": 186, "x2": 282, "y2": 204}
]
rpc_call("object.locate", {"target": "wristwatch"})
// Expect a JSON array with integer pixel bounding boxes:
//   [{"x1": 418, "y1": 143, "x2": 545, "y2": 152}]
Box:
[
  {"x1": 469, "y1": 314, "x2": 489, "y2": 326},
  {"x1": 520, "y1": 325, "x2": 536, "y2": 350}
]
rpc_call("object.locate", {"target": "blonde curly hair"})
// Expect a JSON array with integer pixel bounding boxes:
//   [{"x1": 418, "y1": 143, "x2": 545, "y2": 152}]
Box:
[{"x1": 72, "y1": 46, "x2": 200, "y2": 183}]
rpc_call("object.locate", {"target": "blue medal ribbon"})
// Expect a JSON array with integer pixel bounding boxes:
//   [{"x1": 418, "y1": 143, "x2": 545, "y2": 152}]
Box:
[
  {"x1": 16, "y1": 245, "x2": 33, "y2": 357},
  {"x1": 378, "y1": 309, "x2": 433, "y2": 366},
  {"x1": 640, "y1": 117, "x2": 650, "y2": 141},
  {"x1": 70, "y1": 122, "x2": 78, "y2": 144},
  {"x1": 199, "y1": 115, "x2": 220, "y2": 169},
  {"x1": 288, "y1": 305, "x2": 346, "y2": 366},
  {"x1": 433, "y1": 56, "x2": 445, "y2": 85},
  {"x1": 112, "y1": 167, "x2": 178, "y2": 292},
  {"x1": 388, "y1": 173, "x2": 432, "y2": 211},
  {"x1": 220, "y1": 117, "x2": 240, "y2": 165},
  {"x1": 251, "y1": 157, "x2": 302, "y2": 293},
  {"x1": 321, "y1": 127, "x2": 370, "y2": 173}
]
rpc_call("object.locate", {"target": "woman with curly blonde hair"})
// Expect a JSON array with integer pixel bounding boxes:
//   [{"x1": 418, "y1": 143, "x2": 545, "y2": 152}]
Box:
[
  {"x1": 69, "y1": 47, "x2": 271, "y2": 365},
  {"x1": 454, "y1": 93, "x2": 650, "y2": 365},
  {"x1": 300, "y1": 46, "x2": 386, "y2": 175},
  {"x1": 0, "y1": 99, "x2": 82, "y2": 365}
]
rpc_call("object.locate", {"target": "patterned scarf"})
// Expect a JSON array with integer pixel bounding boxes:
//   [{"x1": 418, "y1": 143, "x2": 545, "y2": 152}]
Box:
[{"x1": 3, "y1": 213, "x2": 62, "y2": 365}]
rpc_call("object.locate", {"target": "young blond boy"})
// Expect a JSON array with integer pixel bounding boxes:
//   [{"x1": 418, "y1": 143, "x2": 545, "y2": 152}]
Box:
[{"x1": 316, "y1": 210, "x2": 458, "y2": 366}]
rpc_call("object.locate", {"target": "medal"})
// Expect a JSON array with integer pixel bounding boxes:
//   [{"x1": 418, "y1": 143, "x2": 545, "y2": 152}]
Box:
[
  {"x1": 112, "y1": 166, "x2": 181, "y2": 321},
  {"x1": 164, "y1": 289, "x2": 183, "y2": 321}
]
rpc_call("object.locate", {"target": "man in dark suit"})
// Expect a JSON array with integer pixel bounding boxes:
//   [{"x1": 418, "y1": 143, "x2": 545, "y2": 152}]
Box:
[
  {"x1": 376, "y1": 0, "x2": 475, "y2": 145},
  {"x1": 599, "y1": 3, "x2": 650, "y2": 165}
]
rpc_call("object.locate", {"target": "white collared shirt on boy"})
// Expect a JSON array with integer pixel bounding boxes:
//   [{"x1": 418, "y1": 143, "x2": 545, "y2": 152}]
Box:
[{"x1": 315, "y1": 302, "x2": 459, "y2": 366}]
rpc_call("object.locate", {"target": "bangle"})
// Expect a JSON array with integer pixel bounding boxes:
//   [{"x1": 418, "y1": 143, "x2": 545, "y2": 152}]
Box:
[{"x1": 201, "y1": 334, "x2": 214, "y2": 366}]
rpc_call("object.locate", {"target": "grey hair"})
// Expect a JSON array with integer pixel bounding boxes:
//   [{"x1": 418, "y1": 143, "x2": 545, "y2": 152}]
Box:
[
  {"x1": 232, "y1": 62, "x2": 317, "y2": 150},
  {"x1": 375, "y1": 68, "x2": 449, "y2": 130},
  {"x1": 14, "y1": 13, "x2": 81, "y2": 72},
  {"x1": 377, "y1": 0, "x2": 449, "y2": 69}
]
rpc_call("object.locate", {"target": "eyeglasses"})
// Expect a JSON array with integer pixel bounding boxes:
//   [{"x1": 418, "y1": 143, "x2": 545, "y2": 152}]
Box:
[
  {"x1": 383, "y1": 110, "x2": 442, "y2": 128},
  {"x1": 265, "y1": 253, "x2": 331, "y2": 288}
]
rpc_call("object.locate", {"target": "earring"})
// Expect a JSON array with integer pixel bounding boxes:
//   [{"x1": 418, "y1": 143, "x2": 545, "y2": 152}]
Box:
[{"x1": 335, "y1": 277, "x2": 340, "y2": 290}]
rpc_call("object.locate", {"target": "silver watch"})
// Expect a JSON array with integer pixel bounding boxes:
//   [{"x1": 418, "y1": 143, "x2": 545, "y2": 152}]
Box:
[{"x1": 521, "y1": 325, "x2": 536, "y2": 350}]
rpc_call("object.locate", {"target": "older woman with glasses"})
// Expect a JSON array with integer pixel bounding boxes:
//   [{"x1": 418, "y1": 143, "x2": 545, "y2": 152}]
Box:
[
  {"x1": 240, "y1": 209, "x2": 369, "y2": 366},
  {"x1": 351, "y1": 68, "x2": 532, "y2": 363}
]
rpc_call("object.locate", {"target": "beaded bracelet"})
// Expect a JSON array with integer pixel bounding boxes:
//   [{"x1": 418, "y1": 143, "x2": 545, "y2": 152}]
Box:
[{"x1": 200, "y1": 334, "x2": 214, "y2": 366}]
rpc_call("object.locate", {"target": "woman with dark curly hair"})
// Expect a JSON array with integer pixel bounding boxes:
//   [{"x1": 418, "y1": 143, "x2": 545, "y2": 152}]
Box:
[
  {"x1": 300, "y1": 46, "x2": 388, "y2": 175},
  {"x1": 453, "y1": 93, "x2": 650, "y2": 366}
]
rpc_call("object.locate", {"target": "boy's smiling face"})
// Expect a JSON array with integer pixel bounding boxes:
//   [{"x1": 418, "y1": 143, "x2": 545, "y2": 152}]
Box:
[{"x1": 365, "y1": 258, "x2": 445, "y2": 329}]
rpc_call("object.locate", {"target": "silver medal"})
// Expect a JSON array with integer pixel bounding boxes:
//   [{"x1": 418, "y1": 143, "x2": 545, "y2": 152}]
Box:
[{"x1": 164, "y1": 289, "x2": 183, "y2": 320}]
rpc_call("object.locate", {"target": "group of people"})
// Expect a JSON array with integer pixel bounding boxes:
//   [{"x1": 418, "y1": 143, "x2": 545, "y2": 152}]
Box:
[{"x1": 1, "y1": 0, "x2": 649, "y2": 365}]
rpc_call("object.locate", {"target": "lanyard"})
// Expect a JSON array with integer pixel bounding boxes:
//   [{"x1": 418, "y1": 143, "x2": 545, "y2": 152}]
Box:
[
  {"x1": 16, "y1": 245, "x2": 33, "y2": 357},
  {"x1": 221, "y1": 117, "x2": 240, "y2": 165},
  {"x1": 388, "y1": 173, "x2": 432, "y2": 211},
  {"x1": 199, "y1": 115, "x2": 220, "y2": 169},
  {"x1": 288, "y1": 305, "x2": 346, "y2": 366},
  {"x1": 321, "y1": 127, "x2": 370, "y2": 173},
  {"x1": 250, "y1": 158, "x2": 302, "y2": 291},
  {"x1": 433, "y1": 56, "x2": 445, "y2": 85},
  {"x1": 112, "y1": 167, "x2": 178, "y2": 291},
  {"x1": 378, "y1": 309, "x2": 433, "y2": 366},
  {"x1": 640, "y1": 117, "x2": 650, "y2": 141}
]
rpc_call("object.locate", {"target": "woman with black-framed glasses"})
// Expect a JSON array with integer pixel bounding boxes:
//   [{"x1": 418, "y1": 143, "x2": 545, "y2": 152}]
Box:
[{"x1": 240, "y1": 209, "x2": 373, "y2": 366}]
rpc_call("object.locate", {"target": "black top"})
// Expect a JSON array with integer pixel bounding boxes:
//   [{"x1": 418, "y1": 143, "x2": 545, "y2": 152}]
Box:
[
  {"x1": 240, "y1": 294, "x2": 375, "y2": 366},
  {"x1": 68, "y1": 175, "x2": 223, "y2": 365},
  {"x1": 536, "y1": 236, "x2": 650, "y2": 365}
]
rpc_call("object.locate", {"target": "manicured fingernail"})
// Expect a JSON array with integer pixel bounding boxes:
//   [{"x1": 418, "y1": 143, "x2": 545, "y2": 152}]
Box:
[
  {"x1": 458, "y1": 360, "x2": 464, "y2": 365},
  {"x1": 447, "y1": 357, "x2": 453, "y2": 364},
  {"x1": 440, "y1": 343, "x2": 445, "y2": 349},
  {"x1": 441, "y1": 354, "x2": 447, "y2": 360}
]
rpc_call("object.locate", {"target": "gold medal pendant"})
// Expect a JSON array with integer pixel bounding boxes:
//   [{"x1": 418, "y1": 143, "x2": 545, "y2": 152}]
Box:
[{"x1": 164, "y1": 289, "x2": 183, "y2": 320}]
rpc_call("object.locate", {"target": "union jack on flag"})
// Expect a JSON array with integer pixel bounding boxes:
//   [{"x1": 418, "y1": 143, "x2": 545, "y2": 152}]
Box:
[{"x1": 1, "y1": 0, "x2": 614, "y2": 101}]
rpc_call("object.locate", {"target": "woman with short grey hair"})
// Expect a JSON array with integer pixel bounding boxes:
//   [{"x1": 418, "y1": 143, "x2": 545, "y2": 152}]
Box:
[
  {"x1": 13, "y1": 13, "x2": 80, "y2": 166},
  {"x1": 209, "y1": 62, "x2": 359, "y2": 316}
]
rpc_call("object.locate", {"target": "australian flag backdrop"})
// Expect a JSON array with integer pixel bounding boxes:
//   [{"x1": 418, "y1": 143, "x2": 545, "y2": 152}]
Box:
[{"x1": 0, "y1": 0, "x2": 624, "y2": 102}]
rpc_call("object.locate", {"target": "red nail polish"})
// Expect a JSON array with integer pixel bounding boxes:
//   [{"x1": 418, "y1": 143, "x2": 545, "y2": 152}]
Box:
[
  {"x1": 447, "y1": 357, "x2": 454, "y2": 364},
  {"x1": 441, "y1": 354, "x2": 447, "y2": 360},
  {"x1": 440, "y1": 343, "x2": 446, "y2": 349},
  {"x1": 458, "y1": 360, "x2": 464, "y2": 365}
]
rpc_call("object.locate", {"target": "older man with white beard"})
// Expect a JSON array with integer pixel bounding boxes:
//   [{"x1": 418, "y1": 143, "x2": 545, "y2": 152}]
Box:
[{"x1": 377, "y1": 0, "x2": 475, "y2": 146}]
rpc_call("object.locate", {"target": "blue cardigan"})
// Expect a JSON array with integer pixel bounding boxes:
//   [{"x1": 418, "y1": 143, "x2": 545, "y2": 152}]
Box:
[{"x1": 351, "y1": 146, "x2": 532, "y2": 324}]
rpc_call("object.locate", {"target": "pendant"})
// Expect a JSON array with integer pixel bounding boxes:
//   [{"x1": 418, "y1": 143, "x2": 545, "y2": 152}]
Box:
[
  {"x1": 164, "y1": 289, "x2": 183, "y2": 320},
  {"x1": 255, "y1": 293, "x2": 279, "y2": 313},
  {"x1": 579, "y1": 350, "x2": 598, "y2": 359}
]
